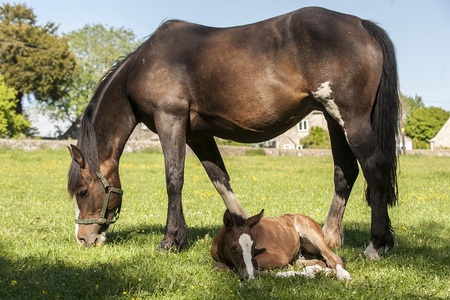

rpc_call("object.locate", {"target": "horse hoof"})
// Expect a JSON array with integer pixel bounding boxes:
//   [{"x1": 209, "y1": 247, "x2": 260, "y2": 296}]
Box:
[
  {"x1": 157, "y1": 240, "x2": 178, "y2": 252},
  {"x1": 363, "y1": 242, "x2": 389, "y2": 260}
]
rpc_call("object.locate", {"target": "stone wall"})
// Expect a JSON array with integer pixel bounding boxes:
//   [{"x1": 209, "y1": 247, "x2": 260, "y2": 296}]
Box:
[{"x1": 1, "y1": 139, "x2": 450, "y2": 157}]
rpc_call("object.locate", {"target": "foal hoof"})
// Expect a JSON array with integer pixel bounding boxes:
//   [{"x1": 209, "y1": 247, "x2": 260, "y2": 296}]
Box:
[{"x1": 336, "y1": 264, "x2": 352, "y2": 281}]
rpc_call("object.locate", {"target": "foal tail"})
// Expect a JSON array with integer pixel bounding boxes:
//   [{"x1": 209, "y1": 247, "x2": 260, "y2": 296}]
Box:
[{"x1": 362, "y1": 20, "x2": 400, "y2": 207}]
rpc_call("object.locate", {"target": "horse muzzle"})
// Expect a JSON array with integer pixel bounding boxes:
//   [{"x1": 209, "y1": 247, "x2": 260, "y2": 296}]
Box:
[{"x1": 76, "y1": 225, "x2": 107, "y2": 247}]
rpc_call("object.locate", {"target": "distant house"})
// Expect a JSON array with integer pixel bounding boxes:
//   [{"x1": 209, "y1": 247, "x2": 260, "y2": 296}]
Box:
[
  {"x1": 429, "y1": 117, "x2": 450, "y2": 150},
  {"x1": 397, "y1": 135, "x2": 413, "y2": 152},
  {"x1": 269, "y1": 111, "x2": 327, "y2": 149}
]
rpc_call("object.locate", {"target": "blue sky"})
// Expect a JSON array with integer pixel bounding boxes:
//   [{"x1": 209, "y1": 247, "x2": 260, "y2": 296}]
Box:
[{"x1": 6, "y1": 0, "x2": 450, "y2": 135}]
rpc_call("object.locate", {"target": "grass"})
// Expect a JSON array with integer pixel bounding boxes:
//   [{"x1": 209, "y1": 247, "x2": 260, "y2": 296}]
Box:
[{"x1": 0, "y1": 149, "x2": 449, "y2": 299}]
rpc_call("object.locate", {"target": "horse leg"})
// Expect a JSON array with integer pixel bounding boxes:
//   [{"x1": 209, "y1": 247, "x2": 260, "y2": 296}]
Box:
[
  {"x1": 155, "y1": 114, "x2": 188, "y2": 250},
  {"x1": 322, "y1": 115, "x2": 359, "y2": 249},
  {"x1": 187, "y1": 137, "x2": 248, "y2": 218},
  {"x1": 345, "y1": 120, "x2": 395, "y2": 260}
]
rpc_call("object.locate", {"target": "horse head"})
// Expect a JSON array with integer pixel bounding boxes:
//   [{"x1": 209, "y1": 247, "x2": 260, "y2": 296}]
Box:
[
  {"x1": 223, "y1": 209, "x2": 266, "y2": 280},
  {"x1": 68, "y1": 144, "x2": 123, "y2": 247}
]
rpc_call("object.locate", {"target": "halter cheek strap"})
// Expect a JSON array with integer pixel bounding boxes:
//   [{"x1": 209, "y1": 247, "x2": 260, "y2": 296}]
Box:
[{"x1": 75, "y1": 172, "x2": 123, "y2": 225}]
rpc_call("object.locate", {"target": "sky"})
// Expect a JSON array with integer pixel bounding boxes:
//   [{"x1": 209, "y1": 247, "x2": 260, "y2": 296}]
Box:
[{"x1": 5, "y1": 0, "x2": 450, "y2": 136}]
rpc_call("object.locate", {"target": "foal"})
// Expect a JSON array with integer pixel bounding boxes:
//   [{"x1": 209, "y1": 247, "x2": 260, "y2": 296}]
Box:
[{"x1": 211, "y1": 209, "x2": 351, "y2": 280}]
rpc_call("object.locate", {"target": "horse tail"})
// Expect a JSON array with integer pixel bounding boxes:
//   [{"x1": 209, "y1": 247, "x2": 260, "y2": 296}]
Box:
[{"x1": 361, "y1": 20, "x2": 399, "y2": 207}]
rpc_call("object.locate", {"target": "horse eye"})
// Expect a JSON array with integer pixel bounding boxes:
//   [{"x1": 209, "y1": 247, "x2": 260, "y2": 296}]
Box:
[{"x1": 79, "y1": 189, "x2": 88, "y2": 197}]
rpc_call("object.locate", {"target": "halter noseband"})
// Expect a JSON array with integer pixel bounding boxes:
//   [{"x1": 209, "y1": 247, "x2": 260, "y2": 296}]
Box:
[{"x1": 75, "y1": 172, "x2": 123, "y2": 225}]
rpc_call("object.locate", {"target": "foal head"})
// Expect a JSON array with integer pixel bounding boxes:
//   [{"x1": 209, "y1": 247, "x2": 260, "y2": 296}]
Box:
[{"x1": 223, "y1": 209, "x2": 265, "y2": 280}]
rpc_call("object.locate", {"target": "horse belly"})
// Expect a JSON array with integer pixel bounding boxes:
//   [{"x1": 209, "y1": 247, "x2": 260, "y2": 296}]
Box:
[{"x1": 189, "y1": 79, "x2": 314, "y2": 142}]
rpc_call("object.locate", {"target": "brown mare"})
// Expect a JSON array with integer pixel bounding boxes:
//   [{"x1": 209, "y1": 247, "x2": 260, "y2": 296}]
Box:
[
  {"x1": 67, "y1": 7, "x2": 399, "y2": 259},
  {"x1": 211, "y1": 209, "x2": 351, "y2": 280}
]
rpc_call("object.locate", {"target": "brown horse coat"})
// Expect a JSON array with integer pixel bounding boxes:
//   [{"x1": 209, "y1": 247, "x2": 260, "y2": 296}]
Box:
[{"x1": 211, "y1": 210, "x2": 350, "y2": 280}]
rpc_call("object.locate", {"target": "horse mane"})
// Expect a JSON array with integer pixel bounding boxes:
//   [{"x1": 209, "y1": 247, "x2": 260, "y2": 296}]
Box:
[
  {"x1": 67, "y1": 103, "x2": 100, "y2": 197},
  {"x1": 67, "y1": 53, "x2": 133, "y2": 197}
]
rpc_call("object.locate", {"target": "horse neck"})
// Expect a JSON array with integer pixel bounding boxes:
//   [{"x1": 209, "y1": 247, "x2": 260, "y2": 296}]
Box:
[{"x1": 89, "y1": 59, "x2": 137, "y2": 175}]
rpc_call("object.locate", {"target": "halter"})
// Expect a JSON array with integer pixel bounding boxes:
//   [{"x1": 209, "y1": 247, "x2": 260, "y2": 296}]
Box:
[{"x1": 75, "y1": 172, "x2": 123, "y2": 225}]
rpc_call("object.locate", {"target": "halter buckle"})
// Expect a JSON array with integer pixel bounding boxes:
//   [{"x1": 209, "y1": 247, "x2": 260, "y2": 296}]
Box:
[{"x1": 96, "y1": 217, "x2": 107, "y2": 225}]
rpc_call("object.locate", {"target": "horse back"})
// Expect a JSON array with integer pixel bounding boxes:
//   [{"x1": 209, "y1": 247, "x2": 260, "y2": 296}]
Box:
[{"x1": 126, "y1": 6, "x2": 381, "y2": 142}]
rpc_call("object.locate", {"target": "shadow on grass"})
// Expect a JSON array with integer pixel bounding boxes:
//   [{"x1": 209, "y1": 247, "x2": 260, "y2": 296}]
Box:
[
  {"x1": 107, "y1": 223, "x2": 222, "y2": 250},
  {"x1": 343, "y1": 221, "x2": 450, "y2": 273},
  {"x1": 1, "y1": 220, "x2": 447, "y2": 299}
]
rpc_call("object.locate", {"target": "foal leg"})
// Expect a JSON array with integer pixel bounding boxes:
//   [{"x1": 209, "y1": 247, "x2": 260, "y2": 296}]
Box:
[
  {"x1": 187, "y1": 136, "x2": 248, "y2": 218},
  {"x1": 322, "y1": 115, "x2": 359, "y2": 249},
  {"x1": 295, "y1": 215, "x2": 346, "y2": 269}
]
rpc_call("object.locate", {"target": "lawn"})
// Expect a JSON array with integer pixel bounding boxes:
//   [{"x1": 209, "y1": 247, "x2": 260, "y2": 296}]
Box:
[{"x1": 0, "y1": 149, "x2": 449, "y2": 299}]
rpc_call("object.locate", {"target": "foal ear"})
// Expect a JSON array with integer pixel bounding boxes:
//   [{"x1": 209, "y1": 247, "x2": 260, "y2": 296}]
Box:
[
  {"x1": 247, "y1": 209, "x2": 264, "y2": 228},
  {"x1": 223, "y1": 209, "x2": 233, "y2": 231},
  {"x1": 254, "y1": 247, "x2": 266, "y2": 256},
  {"x1": 68, "y1": 144, "x2": 86, "y2": 169}
]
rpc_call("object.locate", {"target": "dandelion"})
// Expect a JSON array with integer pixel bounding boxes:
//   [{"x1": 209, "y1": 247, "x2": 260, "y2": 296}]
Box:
[{"x1": 10, "y1": 280, "x2": 17, "y2": 286}]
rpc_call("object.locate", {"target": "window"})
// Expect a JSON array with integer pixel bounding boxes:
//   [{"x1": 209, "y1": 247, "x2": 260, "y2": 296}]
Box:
[{"x1": 297, "y1": 120, "x2": 308, "y2": 132}]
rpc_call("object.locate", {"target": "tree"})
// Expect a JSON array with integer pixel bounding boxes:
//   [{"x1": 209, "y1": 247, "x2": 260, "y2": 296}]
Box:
[
  {"x1": 51, "y1": 24, "x2": 140, "y2": 126},
  {"x1": 0, "y1": 74, "x2": 30, "y2": 137},
  {"x1": 405, "y1": 107, "x2": 450, "y2": 149},
  {"x1": 0, "y1": 3, "x2": 77, "y2": 117},
  {"x1": 401, "y1": 94, "x2": 424, "y2": 120},
  {"x1": 300, "y1": 126, "x2": 331, "y2": 149}
]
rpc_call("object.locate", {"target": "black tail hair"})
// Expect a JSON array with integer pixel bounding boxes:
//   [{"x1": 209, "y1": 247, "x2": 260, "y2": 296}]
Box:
[{"x1": 362, "y1": 20, "x2": 399, "y2": 207}]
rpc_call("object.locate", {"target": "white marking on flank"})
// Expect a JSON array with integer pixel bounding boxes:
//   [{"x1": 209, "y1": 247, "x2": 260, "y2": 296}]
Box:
[
  {"x1": 239, "y1": 233, "x2": 254, "y2": 279},
  {"x1": 312, "y1": 82, "x2": 348, "y2": 139},
  {"x1": 313, "y1": 81, "x2": 333, "y2": 99}
]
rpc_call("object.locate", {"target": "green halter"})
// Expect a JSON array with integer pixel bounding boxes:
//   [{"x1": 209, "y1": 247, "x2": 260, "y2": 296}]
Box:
[{"x1": 75, "y1": 172, "x2": 123, "y2": 225}]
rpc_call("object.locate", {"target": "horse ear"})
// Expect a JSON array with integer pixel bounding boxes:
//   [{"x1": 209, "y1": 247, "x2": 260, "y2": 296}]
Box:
[
  {"x1": 223, "y1": 209, "x2": 233, "y2": 231},
  {"x1": 68, "y1": 144, "x2": 86, "y2": 169},
  {"x1": 247, "y1": 209, "x2": 264, "y2": 228}
]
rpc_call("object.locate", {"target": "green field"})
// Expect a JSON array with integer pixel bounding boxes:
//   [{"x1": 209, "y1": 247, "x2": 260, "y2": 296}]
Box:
[{"x1": 0, "y1": 149, "x2": 449, "y2": 299}]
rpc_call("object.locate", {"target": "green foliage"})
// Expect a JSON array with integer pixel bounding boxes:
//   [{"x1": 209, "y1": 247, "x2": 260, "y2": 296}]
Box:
[
  {"x1": 0, "y1": 75, "x2": 30, "y2": 137},
  {"x1": 405, "y1": 107, "x2": 450, "y2": 149},
  {"x1": 52, "y1": 24, "x2": 141, "y2": 123},
  {"x1": 0, "y1": 3, "x2": 76, "y2": 115},
  {"x1": 401, "y1": 94, "x2": 424, "y2": 120},
  {"x1": 300, "y1": 126, "x2": 331, "y2": 149},
  {"x1": 0, "y1": 150, "x2": 449, "y2": 299}
]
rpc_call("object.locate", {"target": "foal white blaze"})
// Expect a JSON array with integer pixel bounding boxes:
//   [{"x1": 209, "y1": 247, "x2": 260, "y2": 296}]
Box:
[{"x1": 238, "y1": 233, "x2": 255, "y2": 279}]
